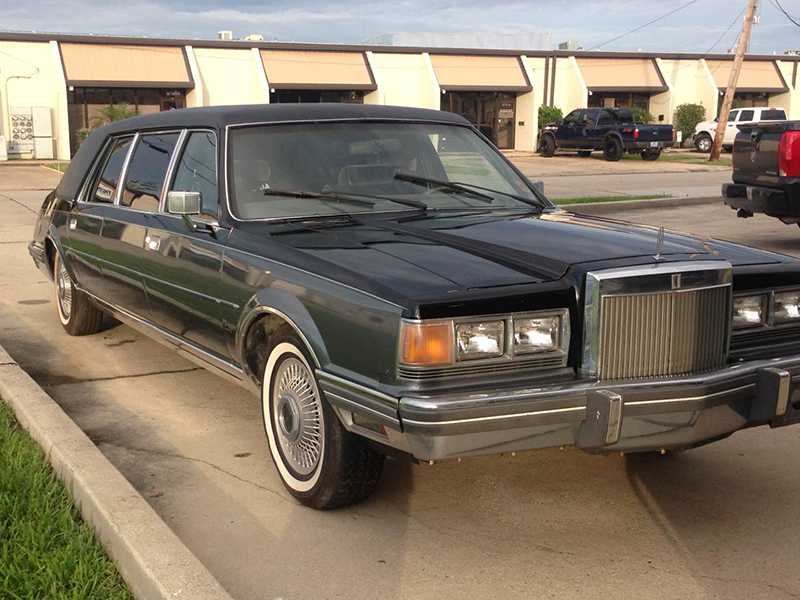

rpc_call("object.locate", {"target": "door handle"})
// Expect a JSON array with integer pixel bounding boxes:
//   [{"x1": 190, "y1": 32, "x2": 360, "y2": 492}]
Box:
[
  {"x1": 144, "y1": 235, "x2": 161, "y2": 251},
  {"x1": 68, "y1": 217, "x2": 77, "y2": 230}
]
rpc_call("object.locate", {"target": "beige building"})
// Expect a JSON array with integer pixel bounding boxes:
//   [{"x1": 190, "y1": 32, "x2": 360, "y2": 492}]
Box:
[{"x1": 1, "y1": 31, "x2": 798, "y2": 160}]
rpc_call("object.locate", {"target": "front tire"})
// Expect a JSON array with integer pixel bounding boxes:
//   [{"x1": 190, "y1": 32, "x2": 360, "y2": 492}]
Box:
[
  {"x1": 54, "y1": 252, "x2": 103, "y2": 336},
  {"x1": 603, "y1": 138, "x2": 623, "y2": 162},
  {"x1": 540, "y1": 134, "x2": 556, "y2": 157},
  {"x1": 261, "y1": 328, "x2": 384, "y2": 509}
]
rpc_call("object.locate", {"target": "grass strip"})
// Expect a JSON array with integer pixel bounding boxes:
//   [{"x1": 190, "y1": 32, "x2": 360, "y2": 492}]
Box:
[
  {"x1": 618, "y1": 153, "x2": 732, "y2": 166},
  {"x1": 41, "y1": 162, "x2": 69, "y2": 174},
  {"x1": 554, "y1": 193, "x2": 673, "y2": 205},
  {"x1": 0, "y1": 399, "x2": 133, "y2": 600}
]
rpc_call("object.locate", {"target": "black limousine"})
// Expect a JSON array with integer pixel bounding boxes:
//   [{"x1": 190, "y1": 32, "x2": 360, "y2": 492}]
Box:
[{"x1": 29, "y1": 104, "x2": 800, "y2": 509}]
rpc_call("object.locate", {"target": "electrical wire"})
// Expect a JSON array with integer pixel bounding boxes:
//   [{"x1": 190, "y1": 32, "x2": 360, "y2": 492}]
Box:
[
  {"x1": 587, "y1": 0, "x2": 702, "y2": 51},
  {"x1": 770, "y1": 0, "x2": 800, "y2": 27}
]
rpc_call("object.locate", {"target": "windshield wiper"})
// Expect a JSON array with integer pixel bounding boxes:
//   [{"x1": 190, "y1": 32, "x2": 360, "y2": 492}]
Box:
[
  {"x1": 261, "y1": 188, "x2": 427, "y2": 212},
  {"x1": 393, "y1": 173, "x2": 495, "y2": 203},
  {"x1": 449, "y1": 180, "x2": 547, "y2": 210}
]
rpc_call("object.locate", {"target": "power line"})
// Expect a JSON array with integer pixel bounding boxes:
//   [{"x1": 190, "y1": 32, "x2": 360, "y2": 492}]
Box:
[
  {"x1": 770, "y1": 0, "x2": 800, "y2": 27},
  {"x1": 588, "y1": 0, "x2": 701, "y2": 51}
]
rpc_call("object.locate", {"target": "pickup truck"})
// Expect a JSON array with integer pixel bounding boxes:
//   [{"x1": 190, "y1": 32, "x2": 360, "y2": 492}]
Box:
[
  {"x1": 539, "y1": 107, "x2": 674, "y2": 161},
  {"x1": 722, "y1": 120, "x2": 800, "y2": 225},
  {"x1": 694, "y1": 106, "x2": 787, "y2": 153}
]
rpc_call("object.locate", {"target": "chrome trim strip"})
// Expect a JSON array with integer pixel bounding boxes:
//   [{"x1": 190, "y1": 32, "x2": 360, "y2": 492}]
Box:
[
  {"x1": 765, "y1": 368, "x2": 791, "y2": 417},
  {"x1": 142, "y1": 273, "x2": 240, "y2": 309},
  {"x1": 602, "y1": 390, "x2": 623, "y2": 444},
  {"x1": 237, "y1": 305, "x2": 322, "y2": 369},
  {"x1": 315, "y1": 370, "x2": 397, "y2": 406},
  {"x1": 623, "y1": 384, "x2": 755, "y2": 406},
  {"x1": 401, "y1": 405, "x2": 585, "y2": 427},
  {"x1": 159, "y1": 128, "x2": 188, "y2": 213},
  {"x1": 115, "y1": 132, "x2": 139, "y2": 205},
  {"x1": 70, "y1": 247, "x2": 139, "y2": 275}
]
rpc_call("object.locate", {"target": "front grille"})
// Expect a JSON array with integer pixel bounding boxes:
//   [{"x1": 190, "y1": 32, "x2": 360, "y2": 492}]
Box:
[
  {"x1": 398, "y1": 354, "x2": 566, "y2": 380},
  {"x1": 597, "y1": 286, "x2": 729, "y2": 380}
]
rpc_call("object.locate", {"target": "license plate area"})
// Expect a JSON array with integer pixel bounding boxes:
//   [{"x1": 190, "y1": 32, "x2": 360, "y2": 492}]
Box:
[{"x1": 650, "y1": 141, "x2": 659, "y2": 148}]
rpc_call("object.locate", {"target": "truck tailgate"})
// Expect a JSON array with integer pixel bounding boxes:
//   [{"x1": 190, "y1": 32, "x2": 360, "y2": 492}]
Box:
[
  {"x1": 637, "y1": 125, "x2": 673, "y2": 142},
  {"x1": 733, "y1": 121, "x2": 799, "y2": 187}
]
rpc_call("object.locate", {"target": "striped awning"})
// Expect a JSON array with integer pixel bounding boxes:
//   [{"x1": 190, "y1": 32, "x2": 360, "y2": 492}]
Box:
[{"x1": 260, "y1": 50, "x2": 376, "y2": 90}]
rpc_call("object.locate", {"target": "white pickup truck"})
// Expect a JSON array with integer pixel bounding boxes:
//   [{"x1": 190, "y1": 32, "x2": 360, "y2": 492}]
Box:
[{"x1": 694, "y1": 106, "x2": 786, "y2": 152}]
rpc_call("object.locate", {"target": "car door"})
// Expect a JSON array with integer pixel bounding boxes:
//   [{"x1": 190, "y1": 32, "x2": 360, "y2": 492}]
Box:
[
  {"x1": 65, "y1": 135, "x2": 133, "y2": 299},
  {"x1": 723, "y1": 109, "x2": 741, "y2": 145},
  {"x1": 140, "y1": 130, "x2": 232, "y2": 359},
  {"x1": 559, "y1": 110, "x2": 582, "y2": 148},
  {"x1": 577, "y1": 110, "x2": 597, "y2": 148},
  {"x1": 97, "y1": 132, "x2": 181, "y2": 317}
]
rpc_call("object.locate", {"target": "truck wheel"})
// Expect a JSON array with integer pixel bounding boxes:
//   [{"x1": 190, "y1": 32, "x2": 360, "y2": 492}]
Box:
[
  {"x1": 603, "y1": 138, "x2": 623, "y2": 162},
  {"x1": 261, "y1": 327, "x2": 384, "y2": 509},
  {"x1": 54, "y1": 252, "x2": 103, "y2": 336},
  {"x1": 694, "y1": 134, "x2": 712, "y2": 153},
  {"x1": 641, "y1": 149, "x2": 661, "y2": 161},
  {"x1": 577, "y1": 150, "x2": 592, "y2": 157},
  {"x1": 540, "y1": 135, "x2": 556, "y2": 157}
]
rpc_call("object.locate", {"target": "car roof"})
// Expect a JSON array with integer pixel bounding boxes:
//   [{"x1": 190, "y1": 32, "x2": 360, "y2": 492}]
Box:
[{"x1": 96, "y1": 103, "x2": 470, "y2": 135}]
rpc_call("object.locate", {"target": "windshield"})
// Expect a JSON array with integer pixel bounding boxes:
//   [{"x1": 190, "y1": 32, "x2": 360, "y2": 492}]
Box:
[{"x1": 228, "y1": 121, "x2": 545, "y2": 220}]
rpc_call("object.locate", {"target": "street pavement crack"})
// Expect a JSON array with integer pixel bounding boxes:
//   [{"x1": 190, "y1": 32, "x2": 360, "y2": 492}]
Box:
[
  {"x1": 0, "y1": 192, "x2": 38, "y2": 215},
  {"x1": 40, "y1": 366, "x2": 202, "y2": 387},
  {"x1": 100, "y1": 440, "x2": 289, "y2": 502}
]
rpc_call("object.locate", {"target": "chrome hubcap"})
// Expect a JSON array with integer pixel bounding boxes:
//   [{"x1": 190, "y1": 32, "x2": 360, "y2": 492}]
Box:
[
  {"x1": 273, "y1": 357, "x2": 322, "y2": 476},
  {"x1": 700, "y1": 138, "x2": 711, "y2": 151},
  {"x1": 57, "y1": 262, "x2": 72, "y2": 319}
]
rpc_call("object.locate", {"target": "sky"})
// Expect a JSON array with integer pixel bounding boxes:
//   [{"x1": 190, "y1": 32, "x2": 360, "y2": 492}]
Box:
[{"x1": 3, "y1": 0, "x2": 800, "y2": 54}]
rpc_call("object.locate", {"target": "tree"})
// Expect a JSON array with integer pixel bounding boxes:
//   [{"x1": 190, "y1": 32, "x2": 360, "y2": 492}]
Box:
[
  {"x1": 674, "y1": 103, "x2": 707, "y2": 143},
  {"x1": 538, "y1": 105, "x2": 563, "y2": 127},
  {"x1": 91, "y1": 102, "x2": 137, "y2": 127},
  {"x1": 630, "y1": 106, "x2": 655, "y2": 124}
]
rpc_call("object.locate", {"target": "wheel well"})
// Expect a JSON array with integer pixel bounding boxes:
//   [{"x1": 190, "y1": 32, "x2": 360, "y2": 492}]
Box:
[
  {"x1": 242, "y1": 313, "x2": 300, "y2": 387},
  {"x1": 44, "y1": 238, "x2": 56, "y2": 276}
]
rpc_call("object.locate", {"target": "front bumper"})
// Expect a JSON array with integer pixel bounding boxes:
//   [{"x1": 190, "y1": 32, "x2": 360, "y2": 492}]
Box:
[{"x1": 320, "y1": 355, "x2": 800, "y2": 461}]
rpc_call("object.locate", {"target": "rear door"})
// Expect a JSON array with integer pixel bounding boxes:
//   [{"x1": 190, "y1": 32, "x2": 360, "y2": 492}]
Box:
[
  {"x1": 140, "y1": 130, "x2": 232, "y2": 359},
  {"x1": 66, "y1": 135, "x2": 133, "y2": 299},
  {"x1": 99, "y1": 132, "x2": 181, "y2": 316}
]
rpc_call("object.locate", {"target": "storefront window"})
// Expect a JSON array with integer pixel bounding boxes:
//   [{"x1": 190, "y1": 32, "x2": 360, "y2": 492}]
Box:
[
  {"x1": 440, "y1": 91, "x2": 516, "y2": 150},
  {"x1": 269, "y1": 90, "x2": 363, "y2": 104},
  {"x1": 587, "y1": 92, "x2": 650, "y2": 111}
]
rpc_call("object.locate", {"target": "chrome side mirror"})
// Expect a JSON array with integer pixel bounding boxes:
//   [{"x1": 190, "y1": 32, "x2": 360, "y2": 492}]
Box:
[{"x1": 167, "y1": 190, "x2": 202, "y2": 215}]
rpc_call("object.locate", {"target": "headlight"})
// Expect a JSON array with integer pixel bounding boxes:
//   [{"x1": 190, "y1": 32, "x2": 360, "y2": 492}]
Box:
[
  {"x1": 774, "y1": 291, "x2": 800, "y2": 324},
  {"x1": 456, "y1": 321, "x2": 504, "y2": 360},
  {"x1": 514, "y1": 315, "x2": 562, "y2": 354},
  {"x1": 732, "y1": 294, "x2": 767, "y2": 329}
]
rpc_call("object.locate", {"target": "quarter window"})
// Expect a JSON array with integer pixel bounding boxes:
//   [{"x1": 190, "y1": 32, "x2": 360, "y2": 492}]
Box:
[
  {"x1": 120, "y1": 133, "x2": 180, "y2": 211},
  {"x1": 90, "y1": 136, "x2": 132, "y2": 203},
  {"x1": 171, "y1": 131, "x2": 218, "y2": 218}
]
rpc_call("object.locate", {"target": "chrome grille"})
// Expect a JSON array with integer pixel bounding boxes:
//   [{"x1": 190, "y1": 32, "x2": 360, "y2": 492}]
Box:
[
  {"x1": 597, "y1": 286, "x2": 729, "y2": 380},
  {"x1": 398, "y1": 354, "x2": 566, "y2": 380}
]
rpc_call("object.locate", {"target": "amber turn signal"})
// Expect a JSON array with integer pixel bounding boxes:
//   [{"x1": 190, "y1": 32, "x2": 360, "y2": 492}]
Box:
[{"x1": 399, "y1": 321, "x2": 454, "y2": 366}]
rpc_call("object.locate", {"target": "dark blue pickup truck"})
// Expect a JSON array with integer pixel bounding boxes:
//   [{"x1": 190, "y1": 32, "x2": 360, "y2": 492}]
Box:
[{"x1": 540, "y1": 107, "x2": 674, "y2": 161}]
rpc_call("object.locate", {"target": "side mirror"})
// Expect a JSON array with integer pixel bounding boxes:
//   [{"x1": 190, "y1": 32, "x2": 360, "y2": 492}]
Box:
[
  {"x1": 167, "y1": 191, "x2": 202, "y2": 233},
  {"x1": 167, "y1": 190, "x2": 201, "y2": 215}
]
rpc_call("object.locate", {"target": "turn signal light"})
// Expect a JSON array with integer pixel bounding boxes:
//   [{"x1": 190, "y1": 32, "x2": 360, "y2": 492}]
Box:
[
  {"x1": 779, "y1": 131, "x2": 800, "y2": 178},
  {"x1": 399, "y1": 322, "x2": 454, "y2": 366}
]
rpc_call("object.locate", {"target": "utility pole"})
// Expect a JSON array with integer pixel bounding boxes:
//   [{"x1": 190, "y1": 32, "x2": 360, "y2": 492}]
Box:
[{"x1": 710, "y1": 0, "x2": 759, "y2": 161}]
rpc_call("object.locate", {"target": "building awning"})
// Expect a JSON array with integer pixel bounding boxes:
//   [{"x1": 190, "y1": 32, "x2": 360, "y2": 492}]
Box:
[
  {"x1": 705, "y1": 60, "x2": 788, "y2": 93},
  {"x1": 260, "y1": 50, "x2": 376, "y2": 90},
  {"x1": 430, "y1": 55, "x2": 531, "y2": 92},
  {"x1": 576, "y1": 58, "x2": 667, "y2": 92},
  {"x1": 60, "y1": 43, "x2": 193, "y2": 88}
]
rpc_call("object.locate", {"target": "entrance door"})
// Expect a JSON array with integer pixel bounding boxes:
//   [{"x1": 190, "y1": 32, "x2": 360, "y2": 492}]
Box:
[
  {"x1": 441, "y1": 91, "x2": 516, "y2": 149},
  {"x1": 495, "y1": 95, "x2": 516, "y2": 149}
]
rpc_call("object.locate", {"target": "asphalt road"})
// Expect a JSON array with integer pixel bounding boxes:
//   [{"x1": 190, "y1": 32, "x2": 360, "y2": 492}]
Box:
[{"x1": 2, "y1": 166, "x2": 799, "y2": 599}]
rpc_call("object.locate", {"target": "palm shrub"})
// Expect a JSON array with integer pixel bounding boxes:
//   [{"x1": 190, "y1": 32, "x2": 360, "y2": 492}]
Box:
[
  {"x1": 91, "y1": 102, "x2": 137, "y2": 127},
  {"x1": 630, "y1": 106, "x2": 655, "y2": 124}
]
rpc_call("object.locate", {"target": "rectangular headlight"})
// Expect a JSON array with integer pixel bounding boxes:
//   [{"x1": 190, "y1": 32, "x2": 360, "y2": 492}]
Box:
[
  {"x1": 456, "y1": 321, "x2": 504, "y2": 361},
  {"x1": 514, "y1": 315, "x2": 563, "y2": 354},
  {"x1": 732, "y1": 294, "x2": 767, "y2": 329},
  {"x1": 774, "y1": 290, "x2": 800, "y2": 324}
]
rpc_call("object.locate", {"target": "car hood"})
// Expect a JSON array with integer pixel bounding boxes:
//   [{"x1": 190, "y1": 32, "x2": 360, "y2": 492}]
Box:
[{"x1": 232, "y1": 209, "x2": 786, "y2": 303}]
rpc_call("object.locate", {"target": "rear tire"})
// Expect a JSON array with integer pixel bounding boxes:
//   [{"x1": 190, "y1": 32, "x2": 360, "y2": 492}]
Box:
[
  {"x1": 54, "y1": 252, "x2": 103, "y2": 336},
  {"x1": 641, "y1": 149, "x2": 661, "y2": 161},
  {"x1": 694, "y1": 134, "x2": 712, "y2": 153},
  {"x1": 261, "y1": 327, "x2": 384, "y2": 509},
  {"x1": 540, "y1": 134, "x2": 556, "y2": 157},
  {"x1": 577, "y1": 150, "x2": 592, "y2": 157},
  {"x1": 603, "y1": 138, "x2": 623, "y2": 162}
]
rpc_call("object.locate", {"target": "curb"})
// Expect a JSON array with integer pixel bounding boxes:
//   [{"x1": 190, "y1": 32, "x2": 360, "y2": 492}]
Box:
[
  {"x1": 556, "y1": 195, "x2": 720, "y2": 214},
  {"x1": 0, "y1": 344, "x2": 234, "y2": 600}
]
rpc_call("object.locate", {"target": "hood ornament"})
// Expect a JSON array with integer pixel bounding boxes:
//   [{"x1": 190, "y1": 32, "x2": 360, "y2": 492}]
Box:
[{"x1": 654, "y1": 226, "x2": 665, "y2": 261}]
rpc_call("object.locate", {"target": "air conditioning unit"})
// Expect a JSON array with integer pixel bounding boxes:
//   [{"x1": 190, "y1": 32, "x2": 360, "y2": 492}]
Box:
[{"x1": 217, "y1": 30, "x2": 233, "y2": 40}]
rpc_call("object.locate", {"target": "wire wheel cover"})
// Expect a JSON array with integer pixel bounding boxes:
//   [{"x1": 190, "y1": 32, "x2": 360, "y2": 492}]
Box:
[
  {"x1": 57, "y1": 260, "x2": 73, "y2": 319},
  {"x1": 272, "y1": 357, "x2": 322, "y2": 476}
]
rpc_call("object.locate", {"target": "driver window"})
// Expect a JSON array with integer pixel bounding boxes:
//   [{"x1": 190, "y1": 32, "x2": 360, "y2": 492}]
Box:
[
  {"x1": 729, "y1": 110, "x2": 740, "y2": 122},
  {"x1": 564, "y1": 110, "x2": 581, "y2": 124},
  {"x1": 171, "y1": 131, "x2": 218, "y2": 218}
]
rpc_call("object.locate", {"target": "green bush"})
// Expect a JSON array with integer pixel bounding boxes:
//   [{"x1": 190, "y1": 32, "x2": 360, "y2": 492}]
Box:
[
  {"x1": 90, "y1": 102, "x2": 137, "y2": 128},
  {"x1": 538, "y1": 105, "x2": 563, "y2": 128},
  {"x1": 674, "y1": 103, "x2": 707, "y2": 141},
  {"x1": 630, "y1": 106, "x2": 655, "y2": 124}
]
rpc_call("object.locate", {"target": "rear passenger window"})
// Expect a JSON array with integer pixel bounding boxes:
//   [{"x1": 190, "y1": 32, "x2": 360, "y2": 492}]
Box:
[
  {"x1": 739, "y1": 109, "x2": 755, "y2": 122},
  {"x1": 762, "y1": 110, "x2": 786, "y2": 120},
  {"x1": 120, "y1": 133, "x2": 180, "y2": 211},
  {"x1": 91, "y1": 136, "x2": 132, "y2": 203},
  {"x1": 171, "y1": 131, "x2": 219, "y2": 218}
]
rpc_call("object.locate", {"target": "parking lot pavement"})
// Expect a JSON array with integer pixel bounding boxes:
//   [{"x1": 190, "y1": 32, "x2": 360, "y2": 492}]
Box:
[{"x1": 2, "y1": 181, "x2": 800, "y2": 599}]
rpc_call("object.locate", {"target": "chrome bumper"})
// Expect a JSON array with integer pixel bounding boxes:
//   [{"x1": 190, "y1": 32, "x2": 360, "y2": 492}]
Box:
[{"x1": 320, "y1": 355, "x2": 800, "y2": 462}]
